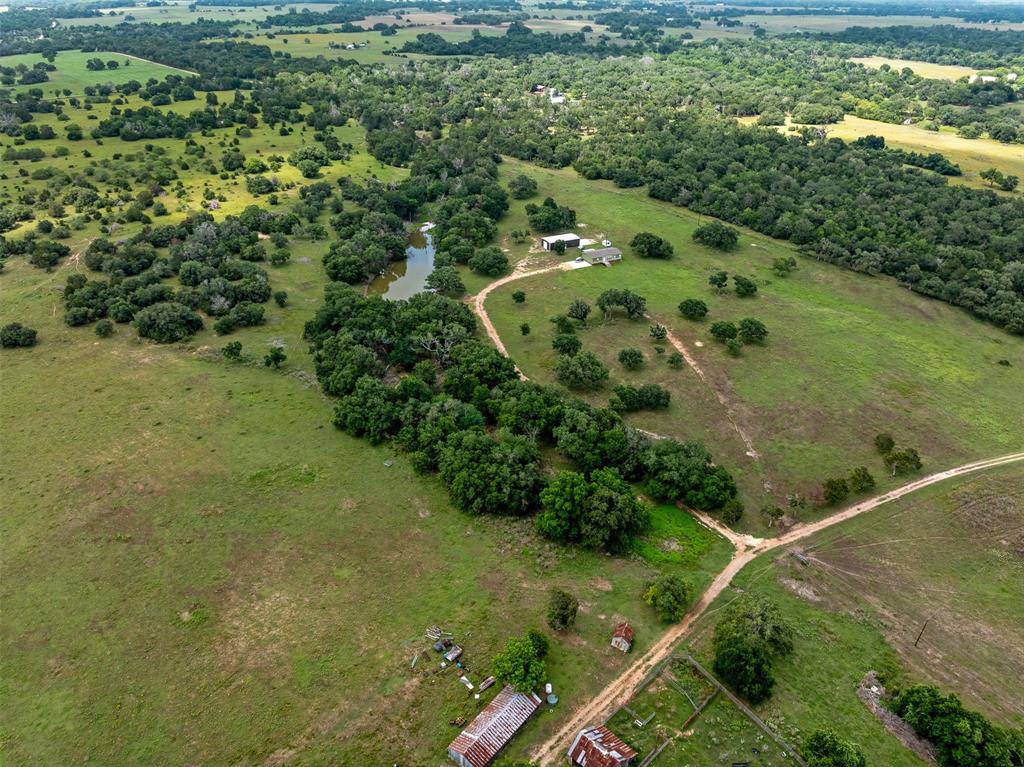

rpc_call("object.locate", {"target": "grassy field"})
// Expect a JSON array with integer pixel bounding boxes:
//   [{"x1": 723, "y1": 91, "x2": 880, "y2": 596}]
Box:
[
  {"x1": 679, "y1": 462, "x2": 1024, "y2": 765},
  {"x1": 0, "y1": 50, "x2": 195, "y2": 93},
  {"x1": 848, "y1": 55, "x2": 977, "y2": 81},
  {"x1": 484, "y1": 159, "x2": 1024, "y2": 533},
  {"x1": 820, "y1": 115, "x2": 1024, "y2": 190},
  {"x1": 56, "y1": 2, "x2": 340, "y2": 27},
  {"x1": 743, "y1": 114, "x2": 1024, "y2": 192},
  {"x1": 0, "y1": 211, "x2": 735, "y2": 767},
  {"x1": 736, "y1": 13, "x2": 1024, "y2": 33}
]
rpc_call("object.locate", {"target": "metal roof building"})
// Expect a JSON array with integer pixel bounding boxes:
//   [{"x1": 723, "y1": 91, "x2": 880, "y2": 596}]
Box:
[
  {"x1": 540, "y1": 233, "x2": 581, "y2": 250},
  {"x1": 568, "y1": 725, "x2": 638, "y2": 767},
  {"x1": 447, "y1": 686, "x2": 543, "y2": 767}
]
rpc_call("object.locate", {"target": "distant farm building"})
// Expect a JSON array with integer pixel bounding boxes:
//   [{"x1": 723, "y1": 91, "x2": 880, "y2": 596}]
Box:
[
  {"x1": 610, "y1": 622, "x2": 634, "y2": 652},
  {"x1": 568, "y1": 725, "x2": 638, "y2": 767},
  {"x1": 447, "y1": 685, "x2": 543, "y2": 767},
  {"x1": 582, "y1": 247, "x2": 622, "y2": 265},
  {"x1": 540, "y1": 233, "x2": 581, "y2": 251}
]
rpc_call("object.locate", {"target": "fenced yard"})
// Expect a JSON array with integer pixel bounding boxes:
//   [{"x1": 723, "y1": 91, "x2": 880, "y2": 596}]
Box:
[{"x1": 606, "y1": 656, "x2": 802, "y2": 767}]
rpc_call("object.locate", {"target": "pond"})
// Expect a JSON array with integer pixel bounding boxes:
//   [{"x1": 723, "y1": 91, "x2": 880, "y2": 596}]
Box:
[{"x1": 367, "y1": 227, "x2": 435, "y2": 301}]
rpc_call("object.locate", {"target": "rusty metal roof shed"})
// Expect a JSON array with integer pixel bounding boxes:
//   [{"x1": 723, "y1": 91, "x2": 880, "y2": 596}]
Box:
[
  {"x1": 447, "y1": 685, "x2": 542, "y2": 767},
  {"x1": 568, "y1": 725, "x2": 639, "y2": 767}
]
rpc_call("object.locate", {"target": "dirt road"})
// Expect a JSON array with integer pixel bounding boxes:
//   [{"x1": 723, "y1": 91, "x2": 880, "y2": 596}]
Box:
[
  {"x1": 530, "y1": 450, "x2": 1024, "y2": 766},
  {"x1": 470, "y1": 264, "x2": 760, "y2": 461}
]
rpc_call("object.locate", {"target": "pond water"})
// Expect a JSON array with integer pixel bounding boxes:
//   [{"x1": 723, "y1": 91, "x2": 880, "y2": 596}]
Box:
[{"x1": 367, "y1": 228, "x2": 435, "y2": 301}]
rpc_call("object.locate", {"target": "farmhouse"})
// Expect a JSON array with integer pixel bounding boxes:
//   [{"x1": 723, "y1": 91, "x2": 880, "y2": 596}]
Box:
[
  {"x1": 610, "y1": 622, "x2": 633, "y2": 652},
  {"x1": 568, "y1": 725, "x2": 638, "y2": 767},
  {"x1": 447, "y1": 685, "x2": 543, "y2": 767},
  {"x1": 582, "y1": 247, "x2": 622, "y2": 265},
  {"x1": 540, "y1": 233, "x2": 581, "y2": 251}
]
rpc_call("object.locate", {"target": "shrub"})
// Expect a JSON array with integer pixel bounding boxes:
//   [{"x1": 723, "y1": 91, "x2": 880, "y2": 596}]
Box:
[
  {"x1": 556, "y1": 351, "x2": 608, "y2": 390},
  {"x1": 552, "y1": 334, "x2": 582, "y2": 356},
  {"x1": 492, "y1": 635, "x2": 546, "y2": 693},
  {"x1": 264, "y1": 346, "x2": 287, "y2": 368},
  {"x1": 667, "y1": 351, "x2": 684, "y2": 369},
  {"x1": 134, "y1": 302, "x2": 203, "y2": 343},
  {"x1": 274, "y1": 290, "x2": 288, "y2": 308},
  {"x1": 848, "y1": 466, "x2": 875, "y2": 494},
  {"x1": 222, "y1": 340, "x2": 243, "y2": 359},
  {"x1": 520, "y1": 322, "x2": 530, "y2": 336},
  {"x1": 1, "y1": 322, "x2": 38, "y2": 348},
  {"x1": 547, "y1": 589, "x2": 579, "y2": 631},
  {"x1": 508, "y1": 174, "x2": 538, "y2": 200},
  {"x1": 94, "y1": 319, "x2": 114, "y2": 337},
  {"x1": 734, "y1": 275, "x2": 758, "y2": 298},
  {"x1": 822, "y1": 476, "x2": 849, "y2": 506},
  {"x1": 630, "y1": 232, "x2": 674, "y2": 259},
  {"x1": 618, "y1": 347, "x2": 644, "y2": 370},
  {"x1": 737, "y1": 318, "x2": 767, "y2": 344},
  {"x1": 803, "y1": 728, "x2": 867, "y2": 767},
  {"x1": 874, "y1": 432, "x2": 895, "y2": 454},
  {"x1": 713, "y1": 631, "x2": 774, "y2": 703},
  {"x1": 512, "y1": 290, "x2": 526, "y2": 304},
  {"x1": 643, "y1": 574, "x2": 690, "y2": 622},
  {"x1": 693, "y1": 220, "x2": 739, "y2": 250},
  {"x1": 710, "y1": 321, "x2": 738, "y2": 342}
]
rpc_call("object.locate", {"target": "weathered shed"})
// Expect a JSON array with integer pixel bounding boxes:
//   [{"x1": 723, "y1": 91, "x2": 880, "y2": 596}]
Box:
[
  {"x1": 610, "y1": 622, "x2": 634, "y2": 653},
  {"x1": 568, "y1": 725, "x2": 638, "y2": 767},
  {"x1": 447, "y1": 685, "x2": 542, "y2": 767}
]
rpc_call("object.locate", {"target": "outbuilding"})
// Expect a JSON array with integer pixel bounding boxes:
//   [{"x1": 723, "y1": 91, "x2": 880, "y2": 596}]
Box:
[
  {"x1": 540, "y1": 233, "x2": 581, "y2": 251},
  {"x1": 610, "y1": 622, "x2": 634, "y2": 653},
  {"x1": 568, "y1": 725, "x2": 638, "y2": 767},
  {"x1": 447, "y1": 685, "x2": 543, "y2": 767}
]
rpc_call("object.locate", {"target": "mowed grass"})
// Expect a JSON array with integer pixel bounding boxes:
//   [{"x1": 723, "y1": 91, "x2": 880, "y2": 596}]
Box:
[
  {"x1": 849, "y1": 55, "x2": 977, "y2": 81},
  {"x1": 0, "y1": 234, "x2": 733, "y2": 764},
  {"x1": 0, "y1": 50, "x2": 195, "y2": 93},
  {"x1": 485, "y1": 159, "x2": 1024, "y2": 531},
  {"x1": 682, "y1": 463, "x2": 1024, "y2": 766}
]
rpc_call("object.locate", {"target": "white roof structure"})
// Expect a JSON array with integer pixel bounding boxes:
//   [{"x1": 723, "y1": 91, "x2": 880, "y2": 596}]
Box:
[{"x1": 540, "y1": 233, "x2": 580, "y2": 245}]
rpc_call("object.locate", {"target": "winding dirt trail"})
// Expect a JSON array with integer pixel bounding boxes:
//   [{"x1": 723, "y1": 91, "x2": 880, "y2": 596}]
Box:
[
  {"x1": 470, "y1": 263, "x2": 758, "y2": 462},
  {"x1": 471, "y1": 260, "x2": 574, "y2": 370},
  {"x1": 530, "y1": 450, "x2": 1024, "y2": 766}
]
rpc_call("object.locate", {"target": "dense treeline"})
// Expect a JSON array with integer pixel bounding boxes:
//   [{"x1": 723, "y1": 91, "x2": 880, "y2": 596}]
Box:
[
  {"x1": 890, "y1": 684, "x2": 1024, "y2": 767},
  {"x1": 572, "y1": 117, "x2": 1024, "y2": 333},
  {"x1": 826, "y1": 25, "x2": 1024, "y2": 69},
  {"x1": 299, "y1": 130, "x2": 737, "y2": 540},
  {"x1": 402, "y1": 23, "x2": 631, "y2": 58}
]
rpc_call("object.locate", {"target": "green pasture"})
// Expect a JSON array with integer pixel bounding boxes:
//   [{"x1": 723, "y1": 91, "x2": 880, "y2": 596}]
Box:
[
  {"x1": 681, "y1": 462, "x2": 1024, "y2": 767},
  {"x1": 0, "y1": 231, "x2": 732, "y2": 765},
  {"x1": 485, "y1": 159, "x2": 1024, "y2": 529},
  {"x1": 0, "y1": 50, "x2": 195, "y2": 93}
]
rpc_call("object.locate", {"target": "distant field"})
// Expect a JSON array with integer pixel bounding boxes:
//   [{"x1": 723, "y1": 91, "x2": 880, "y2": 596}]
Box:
[
  {"x1": 683, "y1": 462, "x2": 1024, "y2": 764},
  {"x1": 485, "y1": 159, "x2": 1024, "y2": 532},
  {"x1": 737, "y1": 13, "x2": 1024, "y2": 33},
  {"x1": 0, "y1": 95, "x2": 405, "y2": 243},
  {"x1": 233, "y1": 27, "x2": 499, "y2": 65},
  {"x1": 849, "y1": 55, "x2": 977, "y2": 81},
  {"x1": 0, "y1": 50, "x2": 194, "y2": 92},
  {"x1": 820, "y1": 115, "x2": 1024, "y2": 190},
  {"x1": 744, "y1": 114, "x2": 1024, "y2": 192},
  {"x1": 57, "y1": 2, "x2": 339, "y2": 27}
]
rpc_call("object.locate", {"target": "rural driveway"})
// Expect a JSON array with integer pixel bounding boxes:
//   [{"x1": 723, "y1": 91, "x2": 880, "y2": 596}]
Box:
[{"x1": 530, "y1": 450, "x2": 1024, "y2": 766}]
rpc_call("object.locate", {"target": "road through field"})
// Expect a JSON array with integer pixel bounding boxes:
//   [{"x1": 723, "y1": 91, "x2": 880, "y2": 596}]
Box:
[
  {"x1": 471, "y1": 262, "x2": 761, "y2": 458},
  {"x1": 530, "y1": 450, "x2": 1024, "y2": 766}
]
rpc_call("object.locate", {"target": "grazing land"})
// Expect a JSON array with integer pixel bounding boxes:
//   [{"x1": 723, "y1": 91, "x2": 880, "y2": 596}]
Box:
[
  {"x1": 681, "y1": 463, "x2": 1024, "y2": 762},
  {"x1": 485, "y1": 158, "x2": 1024, "y2": 529},
  {"x1": 848, "y1": 55, "x2": 978, "y2": 80},
  {"x1": 0, "y1": 50, "x2": 195, "y2": 92},
  {"x1": 0, "y1": 254, "x2": 733, "y2": 766},
  {"x1": 3, "y1": 4, "x2": 1023, "y2": 767}
]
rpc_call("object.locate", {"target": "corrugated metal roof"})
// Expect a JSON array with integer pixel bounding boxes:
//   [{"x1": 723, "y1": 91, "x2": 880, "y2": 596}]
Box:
[
  {"x1": 568, "y1": 725, "x2": 638, "y2": 767},
  {"x1": 447, "y1": 686, "x2": 542, "y2": 767},
  {"x1": 612, "y1": 622, "x2": 634, "y2": 642}
]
